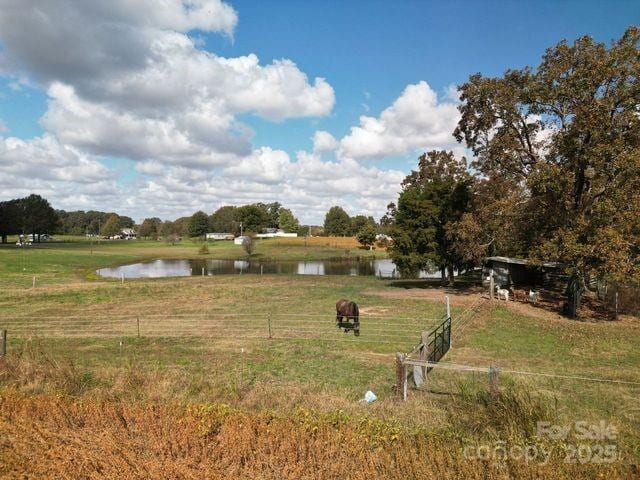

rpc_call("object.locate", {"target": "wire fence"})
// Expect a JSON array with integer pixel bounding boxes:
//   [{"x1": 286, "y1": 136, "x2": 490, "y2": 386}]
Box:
[{"x1": 0, "y1": 312, "x2": 445, "y2": 348}]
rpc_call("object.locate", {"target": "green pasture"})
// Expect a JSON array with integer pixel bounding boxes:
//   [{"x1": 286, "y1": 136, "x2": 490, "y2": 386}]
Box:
[{"x1": 0, "y1": 239, "x2": 638, "y2": 460}]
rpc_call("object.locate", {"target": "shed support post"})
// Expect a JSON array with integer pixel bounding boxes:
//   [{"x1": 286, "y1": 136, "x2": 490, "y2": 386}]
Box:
[
  {"x1": 489, "y1": 269, "x2": 495, "y2": 302},
  {"x1": 489, "y1": 364, "x2": 500, "y2": 397}
]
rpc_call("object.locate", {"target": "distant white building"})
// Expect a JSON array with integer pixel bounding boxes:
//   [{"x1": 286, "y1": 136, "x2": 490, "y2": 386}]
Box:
[
  {"x1": 255, "y1": 229, "x2": 298, "y2": 239},
  {"x1": 206, "y1": 233, "x2": 235, "y2": 240},
  {"x1": 121, "y1": 228, "x2": 137, "y2": 240},
  {"x1": 234, "y1": 235, "x2": 250, "y2": 245}
]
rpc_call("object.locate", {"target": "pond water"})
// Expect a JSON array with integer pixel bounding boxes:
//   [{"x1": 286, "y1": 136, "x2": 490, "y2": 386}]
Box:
[{"x1": 96, "y1": 258, "x2": 446, "y2": 279}]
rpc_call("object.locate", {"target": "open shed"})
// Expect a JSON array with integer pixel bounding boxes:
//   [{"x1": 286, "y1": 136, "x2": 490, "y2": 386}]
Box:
[{"x1": 482, "y1": 256, "x2": 563, "y2": 289}]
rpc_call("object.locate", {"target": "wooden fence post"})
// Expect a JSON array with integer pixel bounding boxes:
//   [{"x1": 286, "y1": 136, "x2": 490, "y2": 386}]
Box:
[
  {"x1": 489, "y1": 271, "x2": 495, "y2": 302},
  {"x1": 267, "y1": 313, "x2": 272, "y2": 339},
  {"x1": 489, "y1": 364, "x2": 500, "y2": 397},
  {"x1": 136, "y1": 317, "x2": 140, "y2": 337},
  {"x1": 395, "y1": 353, "x2": 407, "y2": 401},
  {"x1": 0, "y1": 330, "x2": 6, "y2": 357}
]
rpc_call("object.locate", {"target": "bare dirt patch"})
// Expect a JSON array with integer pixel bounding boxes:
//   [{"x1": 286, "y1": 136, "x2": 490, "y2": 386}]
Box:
[{"x1": 364, "y1": 286, "x2": 484, "y2": 307}]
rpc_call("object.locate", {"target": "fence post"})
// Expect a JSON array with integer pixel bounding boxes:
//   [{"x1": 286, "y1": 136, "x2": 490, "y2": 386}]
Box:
[
  {"x1": 445, "y1": 295, "x2": 452, "y2": 349},
  {"x1": 0, "y1": 329, "x2": 6, "y2": 357},
  {"x1": 136, "y1": 317, "x2": 140, "y2": 337},
  {"x1": 489, "y1": 364, "x2": 500, "y2": 397},
  {"x1": 202, "y1": 267, "x2": 205, "y2": 277},
  {"x1": 267, "y1": 313, "x2": 272, "y2": 339},
  {"x1": 489, "y1": 271, "x2": 495, "y2": 302},
  {"x1": 615, "y1": 291, "x2": 619, "y2": 320},
  {"x1": 420, "y1": 331, "x2": 429, "y2": 379},
  {"x1": 395, "y1": 353, "x2": 407, "y2": 401},
  {"x1": 32, "y1": 276, "x2": 36, "y2": 288},
  {"x1": 121, "y1": 273, "x2": 124, "y2": 285}
]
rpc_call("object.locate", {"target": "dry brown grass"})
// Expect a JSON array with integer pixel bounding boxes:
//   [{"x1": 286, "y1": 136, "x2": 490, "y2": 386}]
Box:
[
  {"x1": 1, "y1": 391, "x2": 635, "y2": 479},
  {"x1": 271, "y1": 236, "x2": 362, "y2": 248}
]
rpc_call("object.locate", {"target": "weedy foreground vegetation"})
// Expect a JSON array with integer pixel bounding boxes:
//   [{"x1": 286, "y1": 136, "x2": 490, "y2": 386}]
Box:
[{"x1": 0, "y1": 239, "x2": 638, "y2": 478}]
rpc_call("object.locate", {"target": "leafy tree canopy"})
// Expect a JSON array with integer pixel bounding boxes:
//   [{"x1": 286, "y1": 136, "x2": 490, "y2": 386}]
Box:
[
  {"x1": 101, "y1": 214, "x2": 122, "y2": 237},
  {"x1": 356, "y1": 223, "x2": 377, "y2": 250},
  {"x1": 323, "y1": 206, "x2": 351, "y2": 236},
  {"x1": 187, "y1": 211, "x2": 209, "y2": 238},
  {"x1": 278, "y1": 208, "x2": 300, "y2": 232},
  {"x1": 235, "y1": 204, "x2": 270, "y2": 233},
  {"x1": 138, "y1": 218, "x2": 162, "y2": 239},
  {"x1": 387, "y1": 151, "x2": 474, "y2": 282},
  {"x1": 208, "y1": 206, "x2": 238, "y2": 234},
  {"x1": 454, "y1": 26, "x2": 640, "y2": 316}
]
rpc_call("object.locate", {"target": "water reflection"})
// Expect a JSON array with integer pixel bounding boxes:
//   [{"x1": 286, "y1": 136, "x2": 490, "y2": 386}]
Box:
[{"x1": 97, "y1": 258, "x2": 446, "y2": 279}]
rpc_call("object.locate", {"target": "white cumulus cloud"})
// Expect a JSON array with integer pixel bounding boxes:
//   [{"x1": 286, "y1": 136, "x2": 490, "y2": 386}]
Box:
[
  {"x1": 339, "y1": 81, "x2": 460, "y2": 160},
  {"x1": 312, "y1": 131, "x2": 339, "y2": 153}
]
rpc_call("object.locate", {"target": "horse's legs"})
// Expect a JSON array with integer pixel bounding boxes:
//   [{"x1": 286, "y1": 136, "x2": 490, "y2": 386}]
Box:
[{"x1": 336, "y1": 313, "x2": 343, "y2": 327}]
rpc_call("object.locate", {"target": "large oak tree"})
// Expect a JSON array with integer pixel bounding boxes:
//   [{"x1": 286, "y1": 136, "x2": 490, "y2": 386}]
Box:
[{"x1": 454, "y1": 27, "x2": 640, "y2": 317}]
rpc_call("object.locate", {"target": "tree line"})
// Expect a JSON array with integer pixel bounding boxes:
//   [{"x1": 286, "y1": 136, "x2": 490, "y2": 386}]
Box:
[
  {"x1": 0, "y1": 198, "x2": 139, "y2": 243},
  {"x1": 0, "y1": 195, "x2": 59, "y2": 243},
  {"x1": 0, "y1": 196, "x2": 380, "y2": 244},
  {"x1": 385, "y1": 27, "x2": 640, "y2": 318}
]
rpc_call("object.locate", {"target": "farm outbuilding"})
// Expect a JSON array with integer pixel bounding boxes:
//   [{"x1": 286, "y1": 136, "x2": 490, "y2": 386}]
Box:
[
  {"x1": 482, "y1": 256, "x2": 564, "y2": 290},
  {"x1": 255, "y1": 229, "x2": 297, "y2": 239},
  {"x1": 206, "y1": 233, "x2": 235, "y2": 240},
  {"x1": 234, "y1": 236, "x2": 249, "y2": 245}
]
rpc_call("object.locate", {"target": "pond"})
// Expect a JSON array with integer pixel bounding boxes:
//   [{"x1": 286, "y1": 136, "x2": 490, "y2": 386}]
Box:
[{"x1": 96, "y1": 258, "x2": 447, "y2": 279}]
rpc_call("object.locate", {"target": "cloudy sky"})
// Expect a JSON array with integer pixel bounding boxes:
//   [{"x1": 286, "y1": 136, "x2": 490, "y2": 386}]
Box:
[{"x1": 0, "y1": 1, "x2": 636, "y2": 224}]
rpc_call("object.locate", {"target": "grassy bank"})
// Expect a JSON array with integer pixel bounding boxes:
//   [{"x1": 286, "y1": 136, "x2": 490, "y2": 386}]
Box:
[{"x1": 2, "y1": 390, "x2": 636, "y2": 479}]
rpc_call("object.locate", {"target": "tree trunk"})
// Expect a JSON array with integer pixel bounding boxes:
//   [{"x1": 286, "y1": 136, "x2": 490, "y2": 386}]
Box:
[
  {"x1": 1, "y1": 234, "x2": 6, "y2": 244},
  {"x1": 564, "y1": 274, "x2": 584, "y2": 319},
  {"x1": 447, "y1": 265, "x2": 455, "y2": 286},
  {"x1": 440, "y1": 267, "x2": 447, "y2": 285}
]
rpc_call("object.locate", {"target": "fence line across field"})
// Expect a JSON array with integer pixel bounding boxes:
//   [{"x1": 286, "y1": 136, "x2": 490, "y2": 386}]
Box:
[
  {"x1": 0, "y1": 319, "x2": 440, "y2": 329},
  {"x1": 4, "y1": 312, "x2": 446, "y2": 322},
  {"x1": 8, "y1": 330, "x2": 422, "y2": 343},
  {"x1": 0, "y1": 319, "x2": 437, "y2": 335},
  {"x1": 404, "y1": 360, "x2": 640, "y2": 387},
  {"x1": 0, "y1": 317, "x2": 436, "y2": 327},
  {"x1": 11, "y1": 330, "x2": 414, "y2": 345},
  {"x1": 10, "y1": 326, "x2": 422, "y2": 341}
]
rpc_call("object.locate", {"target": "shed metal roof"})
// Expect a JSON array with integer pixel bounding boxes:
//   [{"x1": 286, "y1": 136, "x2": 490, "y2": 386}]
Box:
[{"x1": 485, "y1": 256, "x2": 559, "y2": 268}]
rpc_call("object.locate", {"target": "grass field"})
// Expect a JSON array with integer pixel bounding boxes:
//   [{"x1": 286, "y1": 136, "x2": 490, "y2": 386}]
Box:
[{"x1": 0, "y1": 239, "x2": 639, "y2": 477}]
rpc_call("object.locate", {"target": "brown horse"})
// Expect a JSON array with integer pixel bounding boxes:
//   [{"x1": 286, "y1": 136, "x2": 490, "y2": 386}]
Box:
[{"x1": 336, "y1": 299, "x2": 360, "y2": 336}]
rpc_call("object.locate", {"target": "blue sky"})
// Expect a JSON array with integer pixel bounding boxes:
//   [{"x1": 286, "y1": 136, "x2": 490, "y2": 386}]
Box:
[{"x1": 0, "y1": 0, "x2": 638, "y2": 223}]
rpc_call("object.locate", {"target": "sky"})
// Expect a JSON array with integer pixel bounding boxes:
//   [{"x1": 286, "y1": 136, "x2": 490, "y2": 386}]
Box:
[{"x1": 0, "y1": 1, "x2": 638, "y2": 224}]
